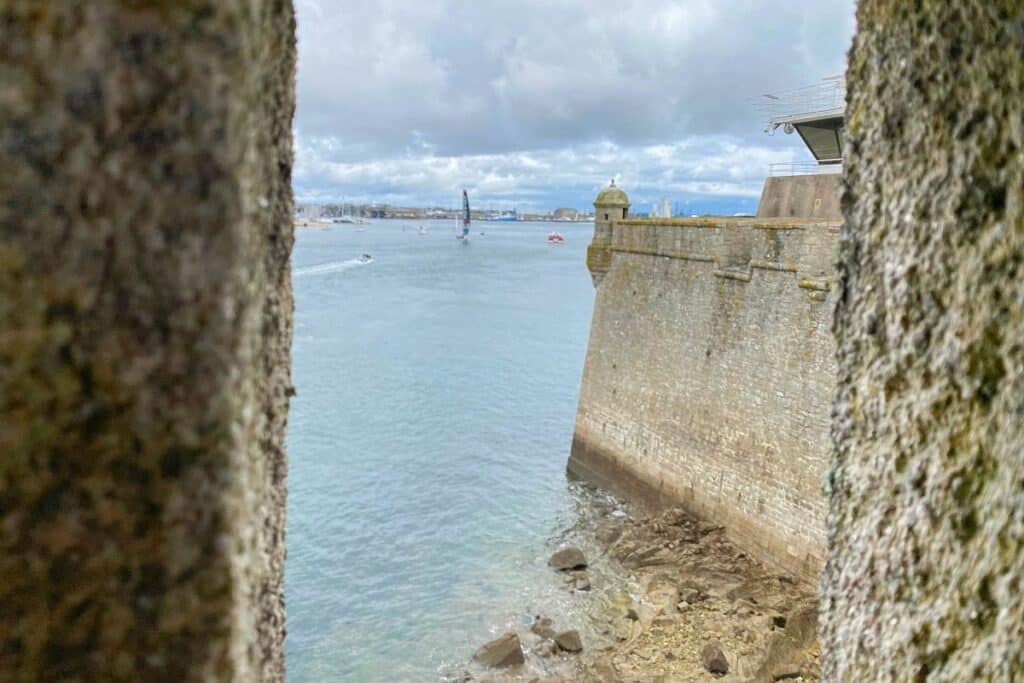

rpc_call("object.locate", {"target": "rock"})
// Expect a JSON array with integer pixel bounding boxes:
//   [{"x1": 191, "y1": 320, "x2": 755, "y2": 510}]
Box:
[
  {"x1": 548, "y1": 546, "x2": 587, "y2": 571},
  {"x1": 584, "y1": 660, "x2": 621, "y2": 682},
  {"x1": 530, "y1": 616, "x2": 557, "y2": 640},
  {"x1": 596, "y1": 523, "x2": 623, "y2": 544},
  {"x1": 770, "y1": 662, "x2": 802, "y2": 680},
  {"x1": 473, "y1": 632, "x2": 525, "y2": 668},
  {"x1": 631, "y1": 603, "x2": 656, "y2": 629},
  {"x1": 701, "y1": 641, "x2": 730, "y2": 674},
  {"x1": 564, "y1": 570, "x2": 591, "y2": 592},
  {"x1": 555, "y1": 629, "x2": 583, "y2": 653},
  {"x1": 750, "y1": 605, "x2": 820, "y2": 682},
  {"x1": 783, "y1": 605, "x2": 817, "y2": 644},
  {"x1": 648, "y1": 586, "x2": 679, "y2": 615}
]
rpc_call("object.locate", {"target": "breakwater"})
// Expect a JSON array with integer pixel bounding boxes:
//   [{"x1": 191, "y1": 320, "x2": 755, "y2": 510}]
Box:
[{"x1": 570, "y1": 205, "x2": 839, "y2": 581}]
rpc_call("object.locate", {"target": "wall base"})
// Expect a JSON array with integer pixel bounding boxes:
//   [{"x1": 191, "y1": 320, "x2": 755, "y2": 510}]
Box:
[{"x1": 569, "y1": 431, "x2": 823, "y2": 584}]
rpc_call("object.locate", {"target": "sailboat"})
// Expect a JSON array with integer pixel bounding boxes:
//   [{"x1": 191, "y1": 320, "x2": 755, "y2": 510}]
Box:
[{"x1": 456, "y1": 189, "x2": 471, "y2": 242}]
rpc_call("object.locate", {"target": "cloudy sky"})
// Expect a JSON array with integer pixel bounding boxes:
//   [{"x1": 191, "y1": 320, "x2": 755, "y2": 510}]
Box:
[{"x1": 293, "y1": 0, "x2": 856, "y2": 214}]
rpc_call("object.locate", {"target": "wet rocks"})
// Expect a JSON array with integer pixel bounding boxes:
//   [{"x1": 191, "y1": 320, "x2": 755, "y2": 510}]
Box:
[
  {"x1": 473, "y1": 632, "x2": 525, "y2": 668},
  {"x1": 751, "y1": 604, "x2": 819, "y2": 682},
  {"x1": 563, "y1": 570, "x2": 591, "y2": 592},
  {"x1": 457, "y1": 504, "x2": 821, "y2": 682},
  {"x1": 701, "y1": 641, "x2": 730, "y2": 674},
  {"x1": 555, "y1": 629, "x2": 583, "y2": 653},
  {"x1": 548, "y1": 546, "x2": 587, "y2": 571},
  {"x1": 548, "y1": 546, "x2": 591, "y2": 593},
  {"x1": 530, "y1": 616, "x2": 557, "y2": 640}
]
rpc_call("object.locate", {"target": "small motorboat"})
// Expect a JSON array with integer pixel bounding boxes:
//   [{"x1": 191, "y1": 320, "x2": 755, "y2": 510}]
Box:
[
  {"x1": 547, "y1": 232, "x2": 565, "y2": 244},
  {"x1": 358, "y1": 253, "x2": 373, "y2": 264},
  {"x1": 418, "y1": 225, "x2": 428, "y2": 235}
]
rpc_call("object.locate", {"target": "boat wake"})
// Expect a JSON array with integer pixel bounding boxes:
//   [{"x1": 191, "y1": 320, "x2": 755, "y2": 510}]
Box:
[{"x1": 293, "y1": 258, "x2": 368, "y2": 277}]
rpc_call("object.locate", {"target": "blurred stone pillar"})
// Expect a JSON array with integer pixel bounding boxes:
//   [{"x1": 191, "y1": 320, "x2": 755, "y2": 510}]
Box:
[
  {"x1": 826, "y1": 2, "x2": 1022, "y2": 680},
  {"x1": 0, "y1": 3, "x2": 295, "y2": 680}
]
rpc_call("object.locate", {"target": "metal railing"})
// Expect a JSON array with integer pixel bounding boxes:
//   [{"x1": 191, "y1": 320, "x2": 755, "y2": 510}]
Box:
[
  {"x1": 759, "y1": 77, "x2": 846, "y2": 130},
  {"x1": 768, "y1": 160, "x2": 843, "y2": 177}
]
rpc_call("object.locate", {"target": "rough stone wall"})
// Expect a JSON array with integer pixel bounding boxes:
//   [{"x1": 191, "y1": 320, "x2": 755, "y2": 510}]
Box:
[
  {"x1": 0, "y1": 3, "x2": 296, "y2": 681},
  {"x1": 757, "y1": 175, "x2": 842, "y2": 220},
  {"x1": 570, "y1": 218, "x2": 839, "y2": 580},
  {"x1": 823, "y1": 2, "x2": 1024, "y2": 680}
]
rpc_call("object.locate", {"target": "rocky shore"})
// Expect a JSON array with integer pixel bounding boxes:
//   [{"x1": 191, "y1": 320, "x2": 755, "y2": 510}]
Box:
[{"x1": 453, "y1": 494, "x2": 820, "y2": 683}]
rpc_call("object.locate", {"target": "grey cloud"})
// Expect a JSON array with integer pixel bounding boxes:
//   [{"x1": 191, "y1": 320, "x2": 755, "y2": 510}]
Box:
[{"x1": 294, "y1": 0, "x2": 855, "y2": 207}]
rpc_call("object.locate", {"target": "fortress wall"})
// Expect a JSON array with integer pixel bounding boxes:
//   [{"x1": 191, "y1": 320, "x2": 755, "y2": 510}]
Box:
[
  {"x1": 571, "y1": 218, "x2": 839, "y2": 580},
  {"x1": 0, "y1": 4, "x2": 296, "y2": 681},
  {"x1": 756, "y1": 175, "x2": 842, "y2": 220}
]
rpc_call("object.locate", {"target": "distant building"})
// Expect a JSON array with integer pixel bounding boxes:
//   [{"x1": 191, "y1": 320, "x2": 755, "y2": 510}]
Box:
[
  {"x1": 295, "y1": 203, "x2": 322, "y2": 219},
  {"x1": 553, "y1": 207, "x2": 579, "y2": 220}
]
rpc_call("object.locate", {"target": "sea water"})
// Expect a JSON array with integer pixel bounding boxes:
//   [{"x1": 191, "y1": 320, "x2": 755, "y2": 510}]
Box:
[{"x1": 287, "y1": 220, "x2": 598, "y2": 681}]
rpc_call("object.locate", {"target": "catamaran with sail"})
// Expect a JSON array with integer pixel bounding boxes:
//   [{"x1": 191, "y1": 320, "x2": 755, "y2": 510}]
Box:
[{"x1": 456, "y1": 189, "x2": 471, "y2": 242}]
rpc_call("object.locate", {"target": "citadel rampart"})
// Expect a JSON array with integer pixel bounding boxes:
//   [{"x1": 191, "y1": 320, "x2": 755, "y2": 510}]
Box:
[{"x1": 571, "y1": 213, "x2": 839, "y2": 580}]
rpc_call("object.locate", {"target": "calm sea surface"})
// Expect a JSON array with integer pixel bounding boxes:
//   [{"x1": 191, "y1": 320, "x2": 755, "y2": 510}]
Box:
[{"x1": 286, "y1": 219, "x2": 598, "y2": 681}]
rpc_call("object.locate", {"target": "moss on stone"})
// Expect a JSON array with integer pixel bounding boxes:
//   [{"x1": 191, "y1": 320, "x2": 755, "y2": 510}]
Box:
[
  {"x1": 824, "y1": 2, "x2": 1023, "y2": 680},
  {"x1": 0, "y1": 3, "x2": 295, "y2": 681}
]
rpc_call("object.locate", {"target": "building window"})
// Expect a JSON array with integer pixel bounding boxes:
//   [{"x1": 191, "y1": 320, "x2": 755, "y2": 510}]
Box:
[
  {"x1": 604, "y1": 213, "x2": 609, "y2": 220},
  {"x1": 622, "y1": 208, "x2": 627, "y2": 219}
]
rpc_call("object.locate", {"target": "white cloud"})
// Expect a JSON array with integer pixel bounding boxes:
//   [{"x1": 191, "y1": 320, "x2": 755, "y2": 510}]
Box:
[{"x1": 293, "y1": 0, "x2": 856, "y2": 210}]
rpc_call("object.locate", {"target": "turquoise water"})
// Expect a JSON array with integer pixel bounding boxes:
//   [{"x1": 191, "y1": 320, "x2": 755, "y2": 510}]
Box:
[{"x1": 286, "y1": 220, "x2": 597, "y2": 681}]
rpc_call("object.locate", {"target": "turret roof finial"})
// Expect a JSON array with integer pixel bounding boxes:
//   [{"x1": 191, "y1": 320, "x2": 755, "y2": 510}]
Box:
[{"x1": 610, "y1": 178, "x2": 615, "y2": 187}]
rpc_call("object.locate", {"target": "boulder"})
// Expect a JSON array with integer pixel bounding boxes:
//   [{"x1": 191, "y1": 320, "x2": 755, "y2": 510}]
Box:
[
  {"x1": 555, "y1": 629, "x2": 583, "y2": 653},
  {"x1": 548, "y1": 546, "x2": 587, "y2": 571},
  {"x1": 473, "y1": 632, "x2": 525, "y2": 668},
  {"x1": 701, "y1": 641, "x2": 730, "y2": 674},
  {"x1": 530, "y1": 616, "x2": 557, "y2": 640}
]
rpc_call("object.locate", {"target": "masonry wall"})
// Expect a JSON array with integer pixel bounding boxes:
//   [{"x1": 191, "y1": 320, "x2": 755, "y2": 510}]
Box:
[
  {"x1": 570, "y1": 217, "x2": 839, "y2": 580},
  {"x1": 0, "y1": 3, "x2": 296, "y2": 681},
  {"x1": 823, "y1": 1, "x2": 1023, "y2": 680},
  {"x1": 757, "y1": 175, "x2": 842, "y2": 220}
]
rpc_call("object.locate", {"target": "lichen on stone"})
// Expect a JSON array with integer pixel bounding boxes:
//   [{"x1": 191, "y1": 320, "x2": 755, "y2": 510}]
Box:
[
  {"x1": 824, "y1": 2, "x2": 1024, "y2": 680},
  {"x1": 0, "y1": 3, "x2": 296, "y2": 681}
]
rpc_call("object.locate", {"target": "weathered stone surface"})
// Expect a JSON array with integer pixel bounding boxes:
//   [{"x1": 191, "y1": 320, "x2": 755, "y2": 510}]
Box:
[
  {"x1": 554, "y1": 629, "x2": 583, "y2": 653},
  {"x1": 548, "y1": 546, "x2": 587, "y2": 571},
  {"x1": 825, "y1": 1, "x2": 1024, "y2": 681},
  {"x1": 701, "y1": 641, "x2": 729, "y2": 674},
  {"x1": 0, "y1": 3, "x2": 296, "y2": 681},
  {"x1": 473, "y1": 632, "x2": 525, "y2": 668}
]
